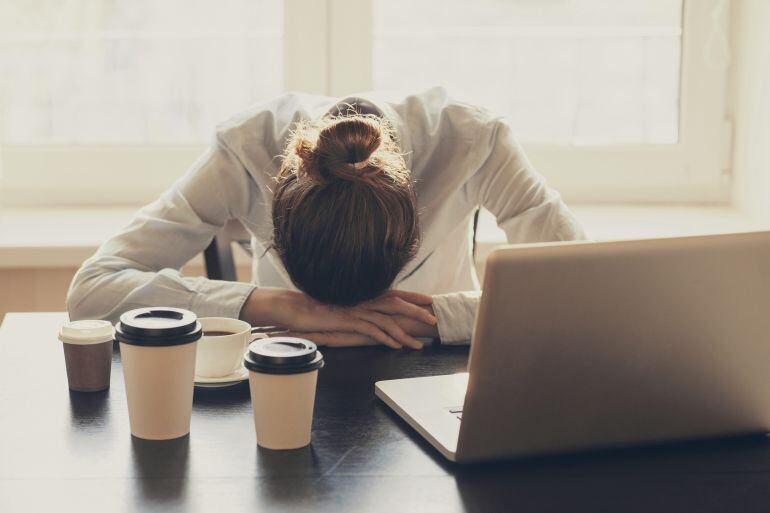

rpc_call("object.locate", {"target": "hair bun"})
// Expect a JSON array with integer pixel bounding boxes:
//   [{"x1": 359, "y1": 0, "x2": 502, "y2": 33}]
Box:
[{"x1": 298, "y1": 117, "x2": 383, "y2": 183}]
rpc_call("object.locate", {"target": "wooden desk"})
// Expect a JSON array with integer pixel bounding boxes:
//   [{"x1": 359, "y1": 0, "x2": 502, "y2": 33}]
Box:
[{"x1": 2, "y1": 313, "x2": 770, "y2": 513}]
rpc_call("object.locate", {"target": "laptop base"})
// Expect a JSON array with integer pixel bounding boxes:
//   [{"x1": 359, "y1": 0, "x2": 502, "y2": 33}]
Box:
[{"x1": 375, "y1": 373, "x2": 468, "y2": 462}]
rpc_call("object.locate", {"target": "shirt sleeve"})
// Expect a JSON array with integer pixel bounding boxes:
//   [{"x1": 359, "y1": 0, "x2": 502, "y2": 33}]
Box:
[
  {"x1": 66, "y1": 134, "x2": 258, "y2": 324},
  {"x1": 432, "y1": 291, "x2": 481, "y2": 345},
  {"x1": 467, "y1": 118, "x2": 587, "y2": 243},
  {"x1": 432, "y1": 118, "x2": 589, "y2": 344}
]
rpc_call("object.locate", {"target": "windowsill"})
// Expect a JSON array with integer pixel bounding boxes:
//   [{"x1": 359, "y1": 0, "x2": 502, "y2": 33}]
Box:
[
  {"x1": 476, "y1": 204, "x2": 768, "y2": 244},
  {"x1": 0, "y1": 208, "x2": 135, "y2": 268},
  {"x1": 1, "y1": 205, "x2": 767, "y2": 269},
  {"x1": 0, "y1": 207, "x2": 251, "y2": 269}
]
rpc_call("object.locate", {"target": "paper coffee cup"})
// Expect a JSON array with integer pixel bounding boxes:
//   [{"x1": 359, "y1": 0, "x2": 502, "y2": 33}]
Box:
[
  {"x1": 59, "y1": 320, "x2": 115, "y2": 392},
  {"x1": 116, "y1": 307, "x2": 202, "y2": 440},
  {"x1": 196, "y1": 317, "x2": 253, "y2": 378},
  {"x1": 244, "y1": 337, "x2": 324, "y2": 450}
]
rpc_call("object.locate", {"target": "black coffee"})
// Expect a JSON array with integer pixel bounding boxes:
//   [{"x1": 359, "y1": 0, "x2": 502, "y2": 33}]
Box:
[{"x1": 203, "y1": 331, "x2": 238, "y2": 337}]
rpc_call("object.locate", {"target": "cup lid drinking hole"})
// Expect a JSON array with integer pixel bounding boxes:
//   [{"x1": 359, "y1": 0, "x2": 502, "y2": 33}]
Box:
[{"x1": 115, "y1": 307, "x2": 202, "y2": 346}]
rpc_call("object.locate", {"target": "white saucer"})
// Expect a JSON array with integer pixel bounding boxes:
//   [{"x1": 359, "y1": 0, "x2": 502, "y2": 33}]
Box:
[
  {"x1": 194, "y1": 380, "x2": 245, "y2": 390},
  {"x1": 194, "y1": 366, "x2": 249, "y2": 387}
]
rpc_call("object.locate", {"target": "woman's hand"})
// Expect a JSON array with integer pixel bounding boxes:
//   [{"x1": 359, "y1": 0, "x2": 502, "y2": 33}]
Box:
[
  {"x1": 240, "y1": 288, "x2": 437, "y2": 349},
  {"x1": 283, "y1": 304, "x2": 439, "y2": 348}
]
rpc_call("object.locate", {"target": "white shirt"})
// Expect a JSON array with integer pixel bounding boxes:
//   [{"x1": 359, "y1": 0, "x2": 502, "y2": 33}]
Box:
[{"x1": 67, "y1": 87, "x2": 587, "y2": 344}]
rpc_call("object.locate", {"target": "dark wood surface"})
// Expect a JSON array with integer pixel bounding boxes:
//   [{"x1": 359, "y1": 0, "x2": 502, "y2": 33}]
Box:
[{"x1": 3, "y1": 313, "x2": 770, "y2": 513}]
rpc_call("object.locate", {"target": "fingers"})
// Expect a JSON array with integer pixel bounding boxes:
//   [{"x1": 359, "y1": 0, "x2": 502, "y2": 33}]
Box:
[
  {"x1": 391, "y1": 315, "x2": 440, "y2": 338},
  {"x1": 334, "y1": 316, "x2": 402, "y2": 349},
  {"x1": 385, "y1": 289, "x2": 434, "y2": 306},
  {"x1": 353, "y1": 309, "x2": 424, "y2": 350},
  {"x1": 273, "y1": 290, "x2": 430, "y2": 350},
  {"x1": 365, "y1": 296, "x2": 437, "y2": 325}
]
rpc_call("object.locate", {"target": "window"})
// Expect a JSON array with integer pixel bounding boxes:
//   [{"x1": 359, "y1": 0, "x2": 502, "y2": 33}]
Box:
[
  {"x1": 374, "y1": 0, "x2": 682, "y2": 146},
  {"x1": 0, "y1": 0, "x2": 284, "y2": 206},
  {"x1": 371, "y1": 0, "x2": 730, "y2": 203},
  {"x1": 0, "y1": 0, "x2": 731, "y2": 207},
  {"x1": 1, "y1": 0, "x2": 283, "y2": 144}
]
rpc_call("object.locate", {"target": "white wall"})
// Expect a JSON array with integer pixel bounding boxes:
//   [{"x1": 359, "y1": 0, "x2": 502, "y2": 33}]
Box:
[{"x1": 729, "y1": 0, "x2": 770, "y2": 221}]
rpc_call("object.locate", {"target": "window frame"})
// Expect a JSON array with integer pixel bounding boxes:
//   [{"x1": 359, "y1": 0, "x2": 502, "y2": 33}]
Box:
[
  {"x1": 0, "y1": 0, "x2": 731, "y2": 207},
  {"x1": 358, "y1": 0, "x2": 731, "y2": 204}
]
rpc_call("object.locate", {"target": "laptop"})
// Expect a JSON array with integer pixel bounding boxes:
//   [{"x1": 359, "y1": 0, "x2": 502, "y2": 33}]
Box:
[{"x1": 375, "y1": 231, "x2": 770, "y2": 462}]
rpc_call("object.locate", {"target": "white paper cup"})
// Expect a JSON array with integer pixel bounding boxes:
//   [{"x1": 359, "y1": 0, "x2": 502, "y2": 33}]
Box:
[
  {"x1": 248, "y1": 370, "x2": 318, "y2": 449},
  {"x1": 244, "y1": 337, "x2": 324, "y2": 450},
  {"x1": 195, "y1": 317, "x2": 252, "y2": 378},
  {"x1": 116, "y1": 307, "x2": 202, "y2": 440},
  {"x1": 120, "y1": 342, "x2": 197, "y2": 440}
]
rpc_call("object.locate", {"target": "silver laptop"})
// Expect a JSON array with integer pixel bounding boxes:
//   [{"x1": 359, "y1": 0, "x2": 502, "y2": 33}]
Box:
[{"x1": 376, "y1": 231, "x2": 770, "y2": 462}]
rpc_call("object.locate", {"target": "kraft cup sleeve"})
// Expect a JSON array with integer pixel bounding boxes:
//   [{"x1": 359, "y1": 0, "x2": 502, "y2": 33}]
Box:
[{"x1": 62, "y1": 341, "x2": 113, "y2": 392}]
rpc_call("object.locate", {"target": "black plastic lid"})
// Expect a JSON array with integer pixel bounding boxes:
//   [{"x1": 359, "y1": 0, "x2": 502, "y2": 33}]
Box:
[
  {"x1": 115, "y1": 307, "x2": 202, "y2": 347},
  {"x1": 244, "y1": 337, "x2": 324, "y2": 375}
]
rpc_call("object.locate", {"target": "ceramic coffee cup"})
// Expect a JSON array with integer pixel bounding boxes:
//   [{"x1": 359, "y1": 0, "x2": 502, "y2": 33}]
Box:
[
  {"x1": 59, "y1": 320, "x2": 115, "y2": 392},
  {"x1": 116, "y1": 307, "x2": 202, "y2": 440},
  {"x1": 244, "y1": 337, "x2": 324, "y2": 450},
  {"x1": 195, "y1": 317, "x2": 253, "y2": 379}
]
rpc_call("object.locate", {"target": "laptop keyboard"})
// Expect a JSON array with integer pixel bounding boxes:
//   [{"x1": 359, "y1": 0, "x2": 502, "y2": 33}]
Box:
[{"x1": 446, "y1": 406, "x2": 463, "y2": 421}]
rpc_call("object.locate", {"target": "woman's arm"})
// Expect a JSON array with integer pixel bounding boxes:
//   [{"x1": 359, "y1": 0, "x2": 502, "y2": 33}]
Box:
[
  {"x1": 278, "y1": 296, "x2": 438, "y2": 348},
  {"x1": 466, "y1": 118, "x2": 587, "y2": 243},
  {"x1": 427, "y1": 118, "x2": 589, "y2": 345},
  {"x1": 67, "y1": 134, "x2": 258, "y2": 324},
  {"x1": 241, "y1": 288, "x2": 436, "y2": 349}
]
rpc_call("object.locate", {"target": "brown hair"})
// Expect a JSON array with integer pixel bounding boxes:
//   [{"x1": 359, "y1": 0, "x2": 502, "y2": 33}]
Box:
[{"x1": 272, "y1": 114, "x2": 420, "y2": 306}]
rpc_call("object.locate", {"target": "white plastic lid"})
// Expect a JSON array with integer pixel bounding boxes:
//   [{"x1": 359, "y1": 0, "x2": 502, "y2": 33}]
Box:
[{"x1": 59, "y1": 320, "x2": 115, "y2": 345}]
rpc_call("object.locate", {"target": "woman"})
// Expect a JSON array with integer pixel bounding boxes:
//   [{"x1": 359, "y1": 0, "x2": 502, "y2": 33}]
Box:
[{"x1": 67, "y1": 87, "x2": 586, "y2": 348}]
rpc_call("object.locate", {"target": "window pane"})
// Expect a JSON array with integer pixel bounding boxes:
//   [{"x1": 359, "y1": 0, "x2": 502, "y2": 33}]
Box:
[
  {"x1": 0, "y1": 0, "x2": 283, "y2": 144},
  {"x1": 373, "y1": 0, "x2": 682, "y2": 145}
]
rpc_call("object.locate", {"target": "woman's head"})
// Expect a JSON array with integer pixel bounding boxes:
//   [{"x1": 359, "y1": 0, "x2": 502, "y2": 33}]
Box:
[{"x1": 272, "y1": 114, "x2": 420, "y2": 306}]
